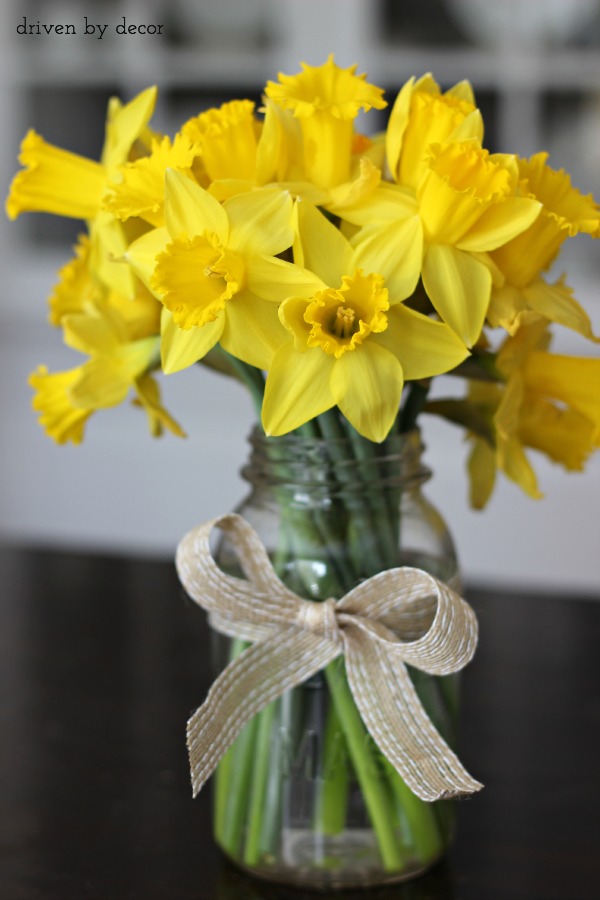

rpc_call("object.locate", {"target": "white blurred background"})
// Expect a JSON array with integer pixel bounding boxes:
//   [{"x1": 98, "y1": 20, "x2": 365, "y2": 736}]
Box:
[{"x1": 1, "y1": 0, "x2": 599, "y2": 591}]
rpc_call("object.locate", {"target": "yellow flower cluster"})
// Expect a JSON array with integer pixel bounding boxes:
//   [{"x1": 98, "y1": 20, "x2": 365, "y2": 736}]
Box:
[{"x1": 6, "y1": 57, "x2": 600, "y2": 504}]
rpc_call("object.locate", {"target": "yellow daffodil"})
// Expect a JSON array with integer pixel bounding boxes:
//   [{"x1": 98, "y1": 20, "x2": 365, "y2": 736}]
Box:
[
  {"x1": 29, "y1": 367, "x2": 93, "y2": 444},
  {"x1": 48, "y1": 235, "x2": 102, "y2": 324},
  {"x1": 29, "y1": 287, "x2": 183, "y2": 444},
  {"x1": 335, "y1": 140, "x2": 541, "y2": 348},
  {"x1": 417, "y1": 141, "x2": 541, "y2": 347},
  {"x1": 126, "y1": 170, "x2": 322, "y2": 373},
  {"x1": 178, "y1": 65, "x2": 384, "y2": 213},
  {"x1": 488, "y1": 153, "x2": 600, "y2": 339},
  {"x1": 30, "y1": 234, "x2": 183, "y2": 444},
  {"x1": 386, "y1": 73, "x2": 483, "y2": 191},
  {"x1": 179, "y1": 97, "x2": 326, "y2": 204},
  {"x1": 466, "y1": 322, "x2": 600, "y2": 505},
  {"x1": 264, "y1": 55, "x2": 386, "y2": 190},
  {"x1": 262, "y1": 202, "x2": 468, "y2": 442},
  {"x1": 104, "y1": 133, "x2": 198, "y2": 227},
  {"x1": 6, "y1": 87, "x2": 158, "y2": 297},
  {"x1": 182, "y1": 99, "x2": 260, "y2": 184}
]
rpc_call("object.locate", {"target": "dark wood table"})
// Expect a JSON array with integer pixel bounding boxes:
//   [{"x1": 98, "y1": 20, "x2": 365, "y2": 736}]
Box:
[{"x1": 1, "y1": 543, "x2": 599, "y2": 900}]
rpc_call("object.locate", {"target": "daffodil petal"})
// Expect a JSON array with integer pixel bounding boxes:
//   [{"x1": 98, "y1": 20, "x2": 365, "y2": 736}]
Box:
[
  {"x1": 524, "y1": 278, "x2": 599, "y2": 342},
  {"x1": 342, "y1": 182, "x2": 417, "y2": 228},
  {"x1": 330, "y1": 342, "x2": 404, "y2": 442},
  {"x1": 225, "y1": 188, "x2": 294, "y2": 256},
  {"x1": 161, "y1": 307, "x2": 224, "y2": 374},
  {"x1": 448, "y1": 108, "x2": 484, "y2": 143},
  {"x1": 164, "y1": 169, "x2": 228, "y2": 241},
  {"x1": 352, "y1": 215, "x2": 423, "y2": 303},
  {"x1": 446, "y1": 80, "x2": 476, "y2": 105},
  {"x1": 499, "y1": 436, "x2": 542, "y2": 499},
  {"x1": 377, "y1": 303, "x2": 469, "y2": 380},
  {"x1": 487, "y1": 284, "x2": 529, "y2": 334},
  {"x1": 457, "y1": 198, "x2": 542, "y2": 252},
  {"x1": 494, "y1": 375, "x2": 542, "y2": 498},
  {"x1": 89, "y1": 213, "x2": 137, "y2": 299},
  {"x1": 246, "y1": 255, "x2": 325, "y2": 302},
  {"x1": 220, "y1": 291, "x2": 287, "y2": 369},
  {"x1": 102, "y1": 86, "x2": 157, "y2": 171},
  {"x1": 467, "y1": 437, "x2": 497, "y2": 510},
  {"x1": 262, "y1": 345, "x2": 334, "y2": 436},
  {"x1": 70, "y1": 358, "x2": 131, "y2": 409},
  {"x1": 126, "y1": 227, "x2": 170, "y2": 294},
  {"x1": 326, "y1": 156, "x2": 381, "y2": 211},
  {"x1": 295, "y1": 201, "x2": 353, "y2": 284},
  {"x1": 422, "y1": 244, "x2": 491, "y2": 347},
  {"x1": 62, "y1": 314, "x2": 117, "y2": 356},
  {"x1": 385, "y1": 77, "x2": 414, "y2": 181},
  {"x1": 134, "y1": 372, "x2": 186, "y2": 438}
]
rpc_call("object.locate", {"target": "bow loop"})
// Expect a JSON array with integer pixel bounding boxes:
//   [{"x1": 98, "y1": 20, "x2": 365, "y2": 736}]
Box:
[{"x1": 177, "y1": 513, "x2": 483, "y2": 802}]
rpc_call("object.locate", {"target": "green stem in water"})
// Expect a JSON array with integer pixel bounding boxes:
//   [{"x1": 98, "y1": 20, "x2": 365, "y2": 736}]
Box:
[
  {"x1": 312, "y1": 703, "x2": 349, "y2": 835},
  {"x1": 243, "y1": 700, "x2": 278, "y2": 865},
  {"x1": 218, "y1": 714, "x2": 260, "y2": 856},
  {"x1": 214, "y1": 637, "x2": 258, "y2": 857},
  {"x1": 325, "y1": 659, "x2": 406, "y2": 871},
  {"x1": 383, "y1": 759, "x2": 443, "y2": 864}
]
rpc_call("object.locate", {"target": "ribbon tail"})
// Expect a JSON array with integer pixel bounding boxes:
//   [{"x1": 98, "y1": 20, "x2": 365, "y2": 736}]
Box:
[
  {"x1": 187, "y1": 630, "x2": 338, "y2": 796},
  {"x1": 344, "y1": 629, "x2": 483, "y2": 802}
]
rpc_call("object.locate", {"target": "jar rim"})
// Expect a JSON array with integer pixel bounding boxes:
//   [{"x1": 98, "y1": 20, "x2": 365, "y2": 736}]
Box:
[{"x1": 242, "y1": 425, "x2": 431, "y2": 492}]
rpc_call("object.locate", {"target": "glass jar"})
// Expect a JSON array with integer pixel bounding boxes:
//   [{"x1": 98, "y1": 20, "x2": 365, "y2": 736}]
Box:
[{"x1": 211, "y1": 425, "x2": 461, "y2": 890}]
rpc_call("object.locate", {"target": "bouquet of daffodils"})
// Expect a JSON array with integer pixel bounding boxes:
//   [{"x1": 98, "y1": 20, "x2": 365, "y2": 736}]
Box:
[
  {"x1": 7, "y1": 56, "x2": 600, "y2": 505},
  {"x1": 7, "y1": 57, "x2": 600, "y2": 886}
]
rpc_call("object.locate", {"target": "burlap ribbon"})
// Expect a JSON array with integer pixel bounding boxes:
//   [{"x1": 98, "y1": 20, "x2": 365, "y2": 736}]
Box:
[{"x1": 176, "y1": 513, "x2": 483, "y2": 803}]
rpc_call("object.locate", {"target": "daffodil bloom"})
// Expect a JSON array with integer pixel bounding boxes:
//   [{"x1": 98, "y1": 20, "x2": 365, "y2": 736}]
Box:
[
  {"x1": 48, "y1": 234, "x2": 163, "y2": 337},
  {"x1": 182, "y1": 99, "x2": 260, "y2": 184},
  {"x1": 104, "y1": 133, "x2": 198, "y2": 227},
  {"x1": 29, "y1": 367, "x2": 93, "y2": 444},
  {"x1": 334, "y1": 139, "x2": 541, "y2": 348},
  {"x1": 488, "y1": 153, "x2": 600, "y2": 339},
  {"x1": 29, "y1": 359, "x2": 183, "y2": 444},
  {"x1": 48, "y1": 235, "x2": 103, "y2": 325},
  {"x1": 466, "y1": 322, "x2": 600, "y2": 505},
  {"x1": 264, "y1": 56, "x2": 386, "y2": 190},
  {"x1": 417, "y1": 141, "x2": 541, "y2": 347},
  {"x1": 386, "y1": 73, "x2": 483, "y2": 191},
  {"x1": 262, "y1": 202, "x2": 468, "y2": 442},
  {"x1": 6, "y1": 87, "x2": 158, "y2": 297},
  {"x1": 126, "y1": 170, "x2": 323, "y2": 373},
  {"x1": 179, "y1": 98, "x2": 325, "y2": 204},
  {"x1": 29, "y1": 281, "x2": 183, "y2": 444}
]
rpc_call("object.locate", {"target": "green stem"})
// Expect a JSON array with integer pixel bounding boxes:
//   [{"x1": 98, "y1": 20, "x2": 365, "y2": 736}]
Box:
[
  {"x1": 400, "y1": 380, "x2": 431, "y2": 434},
  {"x1": 214, "y1": 637, "x2": 258, "y2": 857},
  {"x1": 325, "y1": 660, "x2": 406, "y2": 871},
  {"x1": 313, "y1": 703, "x2": 349, "y2": 835},
  {"x1": 243, "y1": 700, "x2": 278, "y2": 865},
  {"x1": 316, "y1": 410, "x2": 390, "y2": 575},
  {"x1": 218, "y1": 714, "x2": 260, "y2": 856},
  {"x1": 383, "y1": 760, "x2": 443, "y2": 863}
]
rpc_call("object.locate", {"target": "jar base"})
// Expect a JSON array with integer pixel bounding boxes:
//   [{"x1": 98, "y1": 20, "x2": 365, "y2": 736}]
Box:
[{"x1": 220, "y1": 833, "x2": 443, "y2": 892}]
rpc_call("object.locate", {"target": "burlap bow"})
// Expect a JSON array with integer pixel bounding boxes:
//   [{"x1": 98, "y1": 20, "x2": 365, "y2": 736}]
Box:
[{"x1": 176, "y1": 513, "x2": 483, "y2": 803}]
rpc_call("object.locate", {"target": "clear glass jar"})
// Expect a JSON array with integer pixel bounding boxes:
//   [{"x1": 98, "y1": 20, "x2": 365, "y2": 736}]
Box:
[{"x1": 211, "y1": 426, "x2": 461, "y2": 890}]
